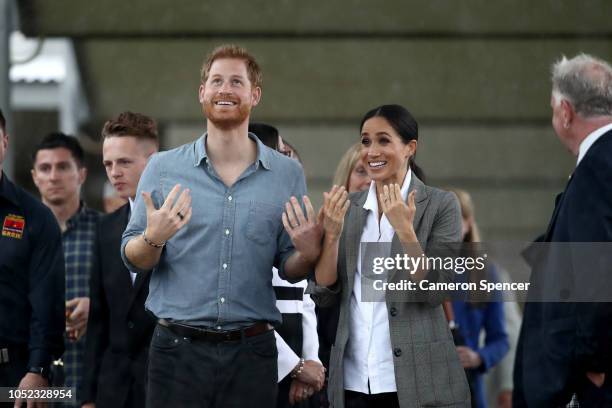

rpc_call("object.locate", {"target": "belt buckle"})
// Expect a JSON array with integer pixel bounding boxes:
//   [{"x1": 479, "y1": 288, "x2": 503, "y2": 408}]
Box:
[
  {"x1": 196, "y1": 325, "x2": 222, "y2": 341},
  {"x1": 209, "y1": 327, "x2": 233, "y2": 341},
  {"x1": 206, "y1": 327, "x2": 234, "y2": 341}
]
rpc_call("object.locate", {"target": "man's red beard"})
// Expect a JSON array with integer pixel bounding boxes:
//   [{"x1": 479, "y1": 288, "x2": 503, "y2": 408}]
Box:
[{"x1": 203, "y1": 96, "x2": 251, "y2": 130}]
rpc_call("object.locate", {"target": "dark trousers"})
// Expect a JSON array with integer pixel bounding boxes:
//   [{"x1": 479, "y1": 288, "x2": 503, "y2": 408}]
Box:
[
  {"x1": 146, "y1": 324, "x2": 278, "y2": 408},
  {"x1": 344, "y1": 390, "x2": 400, "y2": 408},
  {"x1": 118, "y1": 378, "x2": 145, "y2": 408},
  {"x1": 316, "y1": 304, "x2": 340, "y2": 408}
]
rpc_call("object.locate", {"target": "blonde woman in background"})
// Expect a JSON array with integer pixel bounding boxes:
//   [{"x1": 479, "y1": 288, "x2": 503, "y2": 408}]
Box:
[
  {"x1": 332, "y1": 143, "x2": 371, "y2": 194},
  {"x1": 448, "y1": 188, "x2": 509, "y2": 408}
]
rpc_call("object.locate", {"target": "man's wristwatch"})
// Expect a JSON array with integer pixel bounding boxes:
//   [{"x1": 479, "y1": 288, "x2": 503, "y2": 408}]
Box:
[{"x1": 27, "y1": 366, "x2": 50, "y2": 379}]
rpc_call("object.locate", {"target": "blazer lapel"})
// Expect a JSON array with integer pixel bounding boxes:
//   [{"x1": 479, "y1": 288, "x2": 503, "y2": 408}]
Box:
[
  {"x1": 345, "y1": 191, "x2": 368, "y2": 296},
  {"x1": 131, "y1": 269, "x2": 148, "y2": 296},
  {"x1": 110, "y1": 205, "x2": 134, "y2": 290},
  {"x1": 543, "y1": 172, "x2": 576, "y2": 241},
  {"x1": 128, "y1": 272, "x2": 149, "y2": 318},
  {"x1": 389, "y1": 176, "x2": 429, "y2": 282},
  {"x1": 115, "y1": 205, "x2": 147, "y2": 312},
  {"x1": 407, "y1": 175, "x2": 429, "y2": 239},
  {"x1": 543, "y1": 192, "x2": 564, "y2": 241}
]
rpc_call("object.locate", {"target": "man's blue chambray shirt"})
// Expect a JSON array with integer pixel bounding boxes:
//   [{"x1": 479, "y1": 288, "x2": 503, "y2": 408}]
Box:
[{"x1": 121, "y1": 133, "x2": 307, "y2": 329}]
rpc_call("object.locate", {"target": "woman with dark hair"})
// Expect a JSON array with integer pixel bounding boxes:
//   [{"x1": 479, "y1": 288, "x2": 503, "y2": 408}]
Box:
[{"x1": 307, "y1": 104, "x2": 471, "y2": 407}]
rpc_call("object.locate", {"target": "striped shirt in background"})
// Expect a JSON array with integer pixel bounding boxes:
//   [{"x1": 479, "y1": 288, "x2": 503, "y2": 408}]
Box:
[{"x1": 273, "y1": 267, "x2": 320, "y2": 381}]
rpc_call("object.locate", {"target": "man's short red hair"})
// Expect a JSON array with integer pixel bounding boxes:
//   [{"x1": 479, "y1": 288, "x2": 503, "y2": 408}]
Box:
[{"x1": 200, "y1": 44, "x2": 262, "y2": 89}]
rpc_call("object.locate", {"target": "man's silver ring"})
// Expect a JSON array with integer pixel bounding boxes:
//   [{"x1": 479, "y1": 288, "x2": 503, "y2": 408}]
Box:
[{"x1": 177, "y1": 211, "x2": 185, "y2": 221}]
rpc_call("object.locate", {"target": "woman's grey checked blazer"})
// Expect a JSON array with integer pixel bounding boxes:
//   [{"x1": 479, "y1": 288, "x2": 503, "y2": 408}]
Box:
[{"x1": 309, "y1": 175, "x2": 471, "y2": 408}]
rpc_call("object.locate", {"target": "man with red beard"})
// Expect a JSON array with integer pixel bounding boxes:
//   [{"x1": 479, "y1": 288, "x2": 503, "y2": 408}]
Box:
[{"x1": 121, "y1": 45, "x2": 323, "y2": 407}]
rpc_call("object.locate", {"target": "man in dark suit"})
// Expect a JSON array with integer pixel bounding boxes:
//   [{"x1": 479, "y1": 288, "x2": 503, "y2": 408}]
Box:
[
  {"x1": 514, "y1": 54, "x2": 612, "y2": 407},
  {"x1": 81, "y1": 112, "x2": 159, "y2": 408}
]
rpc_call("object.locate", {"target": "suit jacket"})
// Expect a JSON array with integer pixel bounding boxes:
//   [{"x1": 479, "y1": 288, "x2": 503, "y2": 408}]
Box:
[
  {"x1": 309, "y1": 176, "x2": 470, "y2": 408},
  {"x1": 81, "y1": 204, "x2": 156, "y2": 408},
  {"x1": 514, "y1": 129, "x2": 612, "y2": 406}
]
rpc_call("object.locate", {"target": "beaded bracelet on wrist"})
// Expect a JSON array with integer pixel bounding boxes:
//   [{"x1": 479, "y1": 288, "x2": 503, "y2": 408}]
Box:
[
  {"x1": 291, "y1": 358, "x2": 305, "y2": 378},
  {"x1": 142, "y1": 231, "x2": 166, "y2": 248}
]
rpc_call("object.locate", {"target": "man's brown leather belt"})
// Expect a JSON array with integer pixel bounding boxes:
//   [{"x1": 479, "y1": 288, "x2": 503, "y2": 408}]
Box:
[{"x1": 158, "y1": 319, "x2": 271, "y2": 342}]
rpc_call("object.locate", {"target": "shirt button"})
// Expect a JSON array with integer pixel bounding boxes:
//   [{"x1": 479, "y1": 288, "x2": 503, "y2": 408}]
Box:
[
  {"x1": 216, "y1": 326, "x2": 222, "y2": 330},
  {"x1": 225, "y1": 229, "x2": 230, "y2": 236},
  {"x1": 228, "y1": 196, "x2": 233, "y2": 201},
  {"x1": 222, "y1": 263, "x2": 227, "y2": 269},
  {"x1": 127, "y1": 321, "x2": 135, "y2": 329},
  {"x1": 220, "y1": 297, "x2": 225, "y2": 303}
]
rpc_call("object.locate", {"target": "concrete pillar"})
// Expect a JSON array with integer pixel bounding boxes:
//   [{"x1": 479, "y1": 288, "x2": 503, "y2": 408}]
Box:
[{"x1": 59, "y1": 41, "x2": 89, "y2": 135}]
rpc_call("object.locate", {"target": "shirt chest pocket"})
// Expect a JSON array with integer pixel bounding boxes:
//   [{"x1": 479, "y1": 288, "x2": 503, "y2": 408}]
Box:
[{"x1": 246, "y1": 201, "x2": 283, "y2": 245}]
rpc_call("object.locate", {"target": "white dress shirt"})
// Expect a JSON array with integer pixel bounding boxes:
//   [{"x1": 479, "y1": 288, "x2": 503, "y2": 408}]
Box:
[
  {"x1": 273, "y1": 268, "x2": 321, "y2": 381},
  {"x1": 577, "y1": 122, "x2": 612, "y2": 165},
  {"x1": 343, "y1": 169, "x2": 411, "y2": 394}
]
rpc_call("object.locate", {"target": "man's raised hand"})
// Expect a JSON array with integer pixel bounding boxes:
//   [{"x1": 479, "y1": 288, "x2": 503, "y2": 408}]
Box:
[{"x1": 142, "y1": 184, "x2": 192, "y2": 244}]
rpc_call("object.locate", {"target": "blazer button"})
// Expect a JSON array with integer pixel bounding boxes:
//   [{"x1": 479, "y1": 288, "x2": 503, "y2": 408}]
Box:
[
  {"x1": 393, "y1": 348, "x2": 402, "y2": 357},
  {"x1": 127, "y1": 321, "x2": 135, "y2": 329},
  {"x1": 389, "y1": 307, "x2": 398, "y2": 317}
]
